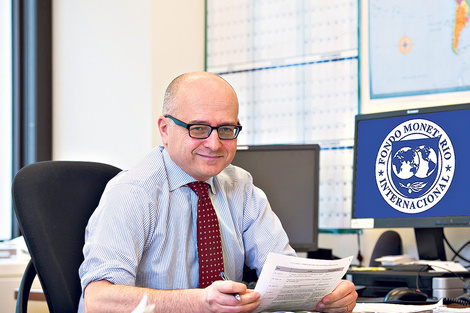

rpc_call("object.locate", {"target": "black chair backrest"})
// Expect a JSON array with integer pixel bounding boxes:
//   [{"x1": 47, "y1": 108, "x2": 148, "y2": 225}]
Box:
[
  {"x1": 12, "y1": 161, "x2": 121, "y2": 313},
  {"x1": 369, "y1": 230, "x2": 403, "y2": 267}
]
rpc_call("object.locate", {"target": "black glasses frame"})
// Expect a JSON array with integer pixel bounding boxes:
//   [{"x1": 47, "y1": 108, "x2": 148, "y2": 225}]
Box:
[{"x1": 164, "y1": 115, "x2": 242, "y2": 140}]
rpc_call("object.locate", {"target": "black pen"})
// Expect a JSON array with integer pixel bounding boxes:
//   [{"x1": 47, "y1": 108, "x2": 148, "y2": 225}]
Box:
[{"x1": 220, "y1": 272, "x2": 241, "y2": 301}]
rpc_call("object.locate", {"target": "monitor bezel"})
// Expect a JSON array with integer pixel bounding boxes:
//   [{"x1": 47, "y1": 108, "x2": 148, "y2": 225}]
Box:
[
  {"x1": 351, "y1": 103, "x2": 470, "y2": 260},
  {"x1": 352, "y1": 102, "x2": 470, "y2": 229}
]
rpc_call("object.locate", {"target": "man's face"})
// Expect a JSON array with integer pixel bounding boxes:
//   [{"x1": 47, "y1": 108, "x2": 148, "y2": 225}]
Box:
[{"x1": 158, "y1": 75, "x2": 239, "y2": 181}]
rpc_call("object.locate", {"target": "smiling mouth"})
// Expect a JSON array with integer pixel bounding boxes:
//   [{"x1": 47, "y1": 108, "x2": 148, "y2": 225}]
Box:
[{"x1": 199, "y1": 154, "x2": 222, "y2": 160}]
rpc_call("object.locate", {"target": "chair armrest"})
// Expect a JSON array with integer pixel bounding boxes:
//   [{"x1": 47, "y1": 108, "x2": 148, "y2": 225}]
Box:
[{"x1": 16, "y1": 259, "x2": 37, "y2": 313}]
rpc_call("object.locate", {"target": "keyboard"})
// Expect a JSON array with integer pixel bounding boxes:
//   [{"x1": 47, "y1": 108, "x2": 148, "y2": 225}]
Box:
[{"x1": 384, "y1": 264, "x2": 431, "y2": 272}]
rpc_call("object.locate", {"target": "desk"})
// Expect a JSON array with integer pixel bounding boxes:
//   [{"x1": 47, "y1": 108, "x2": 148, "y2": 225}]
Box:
[
  {"x1": 353, "y1": 301, "x2": 470, "y2": 312},
  {"x1": 14, "y1": 288, "x2": 46, "y2": 301},
  {"x1": 347, "y1": 269, "x2": 470, "y2": 298},
  {"x1": 0, "y1": 260, "x2": 48, "y2": 313}
]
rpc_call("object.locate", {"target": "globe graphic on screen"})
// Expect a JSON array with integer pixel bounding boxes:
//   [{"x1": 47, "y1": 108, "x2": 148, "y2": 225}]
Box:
[{"x1": 392, "y1": 145, "x2": 437, "y2": 180}]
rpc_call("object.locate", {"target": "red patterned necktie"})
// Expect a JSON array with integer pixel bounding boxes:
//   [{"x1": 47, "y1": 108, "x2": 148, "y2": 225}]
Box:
[{"x1": 188, "y1": 181, "x2": 225, "y2": 288}]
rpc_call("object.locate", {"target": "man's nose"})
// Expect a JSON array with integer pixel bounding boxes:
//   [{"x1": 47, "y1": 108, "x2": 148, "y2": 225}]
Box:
[{"x1": 203, "y1": 129, "x2": 222, "y2": 149}]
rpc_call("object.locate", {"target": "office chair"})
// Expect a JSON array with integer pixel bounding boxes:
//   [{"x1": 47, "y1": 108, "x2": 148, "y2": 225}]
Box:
[
  {"x1": 12, "y1": 161, "x2": 121, "y2": 313},
  {"x1": 369, "y1": 230, "x2": 403, "y2": 267}
]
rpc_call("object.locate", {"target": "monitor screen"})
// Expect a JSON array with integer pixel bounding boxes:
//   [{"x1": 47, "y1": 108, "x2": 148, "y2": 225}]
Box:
[
  {"x1": 351, "y1": 102, "x2": 470, "y2": 260},
  {"x1": 231, "y1": 144, "x2": 320, "y2": 252}
]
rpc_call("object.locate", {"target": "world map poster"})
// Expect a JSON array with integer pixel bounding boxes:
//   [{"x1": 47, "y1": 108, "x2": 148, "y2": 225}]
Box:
[{"x1": 368, "y1": 0, "x2": 470, "y2": 99}]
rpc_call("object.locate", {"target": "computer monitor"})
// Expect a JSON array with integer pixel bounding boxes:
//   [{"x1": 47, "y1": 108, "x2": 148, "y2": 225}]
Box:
[
  {"x1": 351, "y1": 102, "x2": 470, "y2": 260},
  {"x1": 231, "y1": 144, "x2": 320, "y2": 252}
]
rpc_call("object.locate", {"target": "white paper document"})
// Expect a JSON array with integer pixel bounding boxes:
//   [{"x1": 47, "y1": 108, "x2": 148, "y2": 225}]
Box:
[
  {"x1": 375, "y1": 255, "x2": 416, "y2": 266},
  {"x1": 254, "y1": 253, "x2": 353, "y2": 312},
  {"x1": 353, "y1": 300, "x2": 443, "y2": 313},
  {"x1": 415, "y1": 260, "x2": 468, "y2": 273}
]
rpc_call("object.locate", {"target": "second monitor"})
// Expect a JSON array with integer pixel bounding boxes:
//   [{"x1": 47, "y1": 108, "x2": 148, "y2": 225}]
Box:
[{"x1": 231, "y1": 144, "x2": 320, "y2": 252}]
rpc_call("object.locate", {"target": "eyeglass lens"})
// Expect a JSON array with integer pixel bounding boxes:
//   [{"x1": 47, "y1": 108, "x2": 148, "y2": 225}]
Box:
[{"x1": 189, "y1": 125, "x2": 238, "y2": 139}]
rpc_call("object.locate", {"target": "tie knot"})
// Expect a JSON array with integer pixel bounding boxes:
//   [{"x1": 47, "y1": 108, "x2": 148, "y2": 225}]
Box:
[{"x1": 187, "y1": 181, "x2": 210, "y2": 198}]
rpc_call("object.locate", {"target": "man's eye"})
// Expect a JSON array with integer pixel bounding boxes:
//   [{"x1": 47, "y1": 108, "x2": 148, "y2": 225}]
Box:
[{"x1": 220, "y1": 127, "x2": 234, "y2": 133}]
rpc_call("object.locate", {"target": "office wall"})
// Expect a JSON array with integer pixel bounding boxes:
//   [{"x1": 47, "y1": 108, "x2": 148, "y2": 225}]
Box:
[
  {"x1": 52, "y1": 0, "x2": 205, "y2": 169},
  {"x1": 51, "y1": 1, "x2": 470, "y2": 266}
]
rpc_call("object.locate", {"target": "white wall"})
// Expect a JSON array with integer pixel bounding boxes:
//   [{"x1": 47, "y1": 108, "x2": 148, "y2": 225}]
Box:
[
  {"x1": 150, "y1": 0, "x2": 206, "y2": 147},
  {"x1": 0, "y1": 0, "x2": 13, "y2": 240},
  {"x1": 53, "y1": 0, "x2": 205, "y2": 169}
]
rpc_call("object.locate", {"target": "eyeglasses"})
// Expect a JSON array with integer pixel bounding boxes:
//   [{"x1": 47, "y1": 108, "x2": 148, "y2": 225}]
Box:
[{"x1": 164, "y1": 115, "x2": 242, "y2": 140}]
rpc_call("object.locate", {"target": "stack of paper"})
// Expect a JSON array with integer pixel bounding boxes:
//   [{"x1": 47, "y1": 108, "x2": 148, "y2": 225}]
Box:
[{"x1": 375, "y1": 255, "x2": 416, "y2": 266}]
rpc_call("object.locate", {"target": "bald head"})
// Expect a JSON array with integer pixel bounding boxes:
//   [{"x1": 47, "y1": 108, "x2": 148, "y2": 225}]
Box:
[{"x1": 162, "y1": 72, "x2": 237, "y2": 116}]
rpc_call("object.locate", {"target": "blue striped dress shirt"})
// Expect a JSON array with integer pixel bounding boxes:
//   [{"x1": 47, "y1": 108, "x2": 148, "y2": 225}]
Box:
[{"x1": 78, "y1": 146, "x2": 295, "y2": 312}]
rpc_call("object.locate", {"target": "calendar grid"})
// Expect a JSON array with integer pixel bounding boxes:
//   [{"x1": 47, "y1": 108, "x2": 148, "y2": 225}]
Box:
[{"x1": 206, "y1": 0, "x2": 359, "y2": 229}]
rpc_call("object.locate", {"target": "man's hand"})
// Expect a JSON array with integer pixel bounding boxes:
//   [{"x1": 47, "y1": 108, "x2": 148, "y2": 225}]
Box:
[
  {"x1": 84, "y1": 280, "x2": 260, "y2": 313},
  {"x1": 202, "y1": 280, "x2": 261, "y2": 313},
  {"x1": 314, "y1": 280, "x2": 357, "y2": 313}
]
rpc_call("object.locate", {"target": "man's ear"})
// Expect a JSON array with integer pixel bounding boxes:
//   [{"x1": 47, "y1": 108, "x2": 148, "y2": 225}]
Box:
[{"x1": 157, "y1": 116, "x2": 169, "y2": 146}]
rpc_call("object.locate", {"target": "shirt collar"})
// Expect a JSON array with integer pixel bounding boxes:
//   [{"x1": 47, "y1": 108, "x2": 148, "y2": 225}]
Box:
[{"x1": 161, "y1": 147, "x2": 216, "y2": 195}]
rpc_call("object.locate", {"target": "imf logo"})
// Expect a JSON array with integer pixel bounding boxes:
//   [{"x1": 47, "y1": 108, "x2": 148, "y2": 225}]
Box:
[{"x1": 375, "y1": 119, "x2": 455, "y2": 213}]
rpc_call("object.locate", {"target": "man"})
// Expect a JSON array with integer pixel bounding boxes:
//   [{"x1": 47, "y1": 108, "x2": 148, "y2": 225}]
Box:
[{"x1": 79, "y1": 72, "x2": 357, "y2": 313}]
